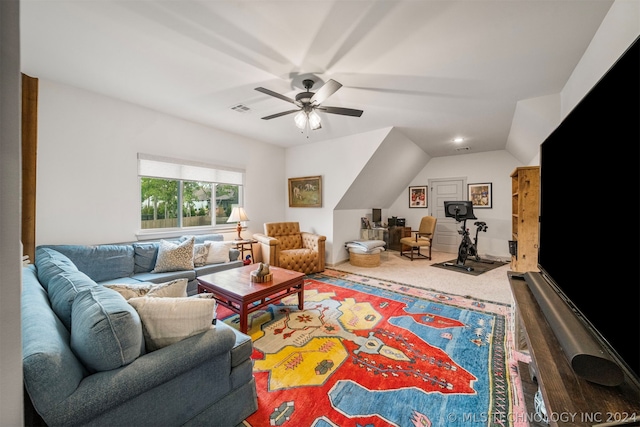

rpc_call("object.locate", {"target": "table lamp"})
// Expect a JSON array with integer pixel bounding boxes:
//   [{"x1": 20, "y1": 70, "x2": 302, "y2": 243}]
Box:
[{"x1": 227, "y1": 207, "x2": 249, "y2": 240}]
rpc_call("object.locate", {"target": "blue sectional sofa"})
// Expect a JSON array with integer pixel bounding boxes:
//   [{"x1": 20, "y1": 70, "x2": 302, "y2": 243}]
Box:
[
  {"x1": 23, "y1": 237, "x2": 257, "y2": 426},
  {"x1": 38, "y1": 234, "x2": 244, "y2": 295}
]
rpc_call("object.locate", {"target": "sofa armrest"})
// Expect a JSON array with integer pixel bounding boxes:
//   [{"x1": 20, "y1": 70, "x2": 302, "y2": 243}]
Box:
[
  {"x1": 37, "y1": 326, "x2": 239, "y2": 426},
  {"x1": 301, "y1": 232, "x2": 326, "y2": 271},
  {"x1": 300, "y1": 232, "x2": 325, "y2": 251},
  {"x1": 253, "y1": 233, "x2": 279, "y2": 266}
]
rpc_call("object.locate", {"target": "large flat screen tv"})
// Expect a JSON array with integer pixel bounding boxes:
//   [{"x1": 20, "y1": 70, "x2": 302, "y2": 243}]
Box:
[{"x1": 537, "y1": 36, "x2": 639, "y2": 389}]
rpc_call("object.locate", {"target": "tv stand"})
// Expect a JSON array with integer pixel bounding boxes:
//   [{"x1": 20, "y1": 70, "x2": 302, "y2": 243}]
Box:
[{"x1": 508, "y1": 272, "x2": 640, "y2": 427}]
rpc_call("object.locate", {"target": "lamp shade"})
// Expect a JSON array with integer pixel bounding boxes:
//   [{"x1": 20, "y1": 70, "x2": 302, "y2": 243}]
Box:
[
  {"x1": 227, "y1": 207, "x2": 249, "y2": 223},
  {"x1": 308, "y1": 110, "x2": 322, "y2": 130},
  {"x1": 294, "y1": 111, "x2": 307, "y2": 130}
]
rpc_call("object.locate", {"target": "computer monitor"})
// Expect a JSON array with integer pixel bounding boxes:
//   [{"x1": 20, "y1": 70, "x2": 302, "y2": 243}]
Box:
[
  {"x1": 444, "y1": 201, "x2": 477, "y2": 221},
  {"x1": 372, "y1": 208, "x2": 382, "y2": 225}
]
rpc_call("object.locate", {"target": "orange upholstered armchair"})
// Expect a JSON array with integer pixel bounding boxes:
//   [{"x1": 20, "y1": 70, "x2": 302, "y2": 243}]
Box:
[{"x1": 253, "y1": 222, "x2": 326, "y2": 274}]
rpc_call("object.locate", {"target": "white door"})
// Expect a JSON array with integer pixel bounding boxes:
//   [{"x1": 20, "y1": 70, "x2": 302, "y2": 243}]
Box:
[{"x1": 429, "y1": 177, "x2": 466, "y2": 254}]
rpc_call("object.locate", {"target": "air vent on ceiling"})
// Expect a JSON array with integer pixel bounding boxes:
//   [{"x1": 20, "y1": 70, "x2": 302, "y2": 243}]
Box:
[
  {"x1": 455, "y1": 146, "x2": 470, "y2": 152},
  {"x1": 231, "y1": 104, "x2": 251, "y2": 113}
]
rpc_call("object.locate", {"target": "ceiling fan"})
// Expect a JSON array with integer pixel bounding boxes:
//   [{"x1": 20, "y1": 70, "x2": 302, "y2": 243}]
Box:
[{"x1": 255, "y1": 79, "x2": 363, "y2": 131}]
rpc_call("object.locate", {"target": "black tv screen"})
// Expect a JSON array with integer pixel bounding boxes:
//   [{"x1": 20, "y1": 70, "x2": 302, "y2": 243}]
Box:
[
  {"x1": 372, "y1": 208, "x2": 382, "y2": 224},
  {"x1": 538, "y1": 36, "x2": 639, "y2": 385}
]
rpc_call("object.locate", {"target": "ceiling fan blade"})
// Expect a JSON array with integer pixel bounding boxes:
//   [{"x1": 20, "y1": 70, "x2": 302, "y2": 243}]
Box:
[
  {"x1": 310, "y1": 79, "x2": 342, "y2": 105},
  {"x1": 261, "y1": 109, "x2": 300, "y2": 120},
  {"x1": 255, "y1": 87, "x2": 297, "y2": 105},
  {"x1": 316, "y1": 106, "x2": 363, "y2": 117}
]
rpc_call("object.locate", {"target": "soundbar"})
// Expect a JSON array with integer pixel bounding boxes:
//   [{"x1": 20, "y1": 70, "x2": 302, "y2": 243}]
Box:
[{"x1": 524, "y1": 271, "x2": 624, "y2": 386}]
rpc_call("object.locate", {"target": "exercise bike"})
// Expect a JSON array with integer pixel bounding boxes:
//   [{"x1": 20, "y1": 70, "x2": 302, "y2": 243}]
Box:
[{"x1": 443, "y1": 201, "x2": 494, "y2": 272}]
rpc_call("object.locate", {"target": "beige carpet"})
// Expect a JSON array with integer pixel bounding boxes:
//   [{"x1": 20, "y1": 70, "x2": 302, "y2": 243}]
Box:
[{"x1": 331, "y1": 250, "x2": 514, "y2": 305}]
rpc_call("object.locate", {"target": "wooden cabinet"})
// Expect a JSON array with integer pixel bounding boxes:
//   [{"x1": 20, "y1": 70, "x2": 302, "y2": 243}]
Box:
[
  {"x1": 388, "y1": 226, "x2": 411, "y2": 251},
  {"x1": 510, "y1": 166, "x2": 540, "y2": 272}
]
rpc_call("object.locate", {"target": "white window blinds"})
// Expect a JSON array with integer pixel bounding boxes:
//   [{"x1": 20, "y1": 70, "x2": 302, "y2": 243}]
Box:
[{"x1": 138, "y1": 153, "x2": 244, "y2": 185}]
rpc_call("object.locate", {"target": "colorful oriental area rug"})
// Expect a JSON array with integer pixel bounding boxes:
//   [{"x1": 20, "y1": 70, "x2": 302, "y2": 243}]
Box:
[{"x1": 220, "y1": 269, "x2": 529, "y2": 427}]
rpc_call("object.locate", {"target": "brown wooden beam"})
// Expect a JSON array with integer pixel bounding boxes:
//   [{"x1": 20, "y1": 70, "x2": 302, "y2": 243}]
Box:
[{"x1": 21, "y1": 73, "x2": 38, "y2": 263}]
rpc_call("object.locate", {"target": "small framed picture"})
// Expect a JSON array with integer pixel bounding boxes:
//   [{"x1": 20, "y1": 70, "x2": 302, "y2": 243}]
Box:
[
  {"x1": 409, "y1": 185, "x2": 428, "y2": 208},
  {"x1": 468, "y1": 182, "x2": 492, "y2": 208}
]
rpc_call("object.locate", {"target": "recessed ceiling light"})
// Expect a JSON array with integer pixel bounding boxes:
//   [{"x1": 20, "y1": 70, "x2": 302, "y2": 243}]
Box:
[{"x1": 453, "y1": 137, "x2": 464, "y2": 143}]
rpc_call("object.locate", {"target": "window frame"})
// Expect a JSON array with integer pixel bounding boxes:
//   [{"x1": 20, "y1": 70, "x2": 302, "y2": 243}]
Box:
[{"x1": 137, "y1": 154, "x2": 245, "y2": 239}]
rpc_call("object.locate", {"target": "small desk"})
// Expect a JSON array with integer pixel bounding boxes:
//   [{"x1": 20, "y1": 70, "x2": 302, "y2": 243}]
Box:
[{"x1": 233, "y1": 239, "x2": 257, "y2": 263}]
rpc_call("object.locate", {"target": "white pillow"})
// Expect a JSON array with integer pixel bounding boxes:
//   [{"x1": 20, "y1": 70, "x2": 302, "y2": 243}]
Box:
[
  {"x1": 152, "y1": 238, "x2": 195, "y2": 273},
  {"x1": 204, "y1": 240, "x2": 233, "y2": 264},
  {"x1": 193, "y1": 242, "x2": 212, "y2": 267},
  {"x1": 105, "y1": 278, "x2": 188, "y2": 300},
  {"x1": 127, "y1": 296, "x2": 217, "y2": 351}
]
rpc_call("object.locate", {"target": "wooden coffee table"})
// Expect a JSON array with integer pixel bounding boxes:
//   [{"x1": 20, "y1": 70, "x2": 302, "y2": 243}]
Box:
[{"x1": 197, "y1": 265, "x2": 305, "y2": 333}]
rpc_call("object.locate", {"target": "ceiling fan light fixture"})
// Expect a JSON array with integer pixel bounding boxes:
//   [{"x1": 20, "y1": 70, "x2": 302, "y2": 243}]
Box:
[
  {"x1": 294, "y1": 110, "x2": 307, "y2": 129},
  {"x1": 255, "y1": 78, "x2": 362, "y2": 133},
  {"x1": 308, "y1": 110, "x2": 322, "y2": 130}
]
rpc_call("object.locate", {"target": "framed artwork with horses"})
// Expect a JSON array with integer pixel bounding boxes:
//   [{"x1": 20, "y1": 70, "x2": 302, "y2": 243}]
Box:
[{"x1": 288, "y1": 176, "x2": 322, "y2": 207}]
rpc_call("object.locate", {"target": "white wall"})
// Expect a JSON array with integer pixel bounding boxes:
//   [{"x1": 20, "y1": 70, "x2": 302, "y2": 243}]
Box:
[
  {"x1": 0, "y1": 0, "x2": 24, "y2": 424},
  {"x1": 285, "y1": 128, "x2": 388, "y2": 265},
  {"x1": 505, "y1": 1, "x2": 639, "y2": 167},
  {"x1": 562, "y1": 1, "x2": 639, "y2": 118},
  {"x1": 388, "y1": 150, "x2": 521, "y2": 259},
  {"x1": 505, "y1": 94, "x2": 560, "y2": 165},
  {"x1": 36, "y1": 80, "x2": 286, "y2": 245}
]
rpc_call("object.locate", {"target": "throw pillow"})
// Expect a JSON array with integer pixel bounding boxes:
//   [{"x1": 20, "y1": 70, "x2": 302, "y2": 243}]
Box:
[
  {"x1": 127, "y1": 297, "x2": 217, "y2": 351},
  {"x1": 204, "y1": 240, "x2": 233, "y2": 264},
  {"x1": 151, "y1": 237, "x2": 195, "y2": 273},
  {"x1": 104, "y1": 278, "x2": 188, "y2": 300},
  {"x1": 70, "y1": 287, "x2": 144, "y2": 372},
  {"x1": 193, "y1": 242, "x2": 212, "y2": 267}
]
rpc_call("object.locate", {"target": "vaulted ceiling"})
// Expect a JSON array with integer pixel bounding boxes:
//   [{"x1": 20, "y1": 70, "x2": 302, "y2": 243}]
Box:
[{"x1": 20, "y1": 0, "x2": 614, "y2": 157}]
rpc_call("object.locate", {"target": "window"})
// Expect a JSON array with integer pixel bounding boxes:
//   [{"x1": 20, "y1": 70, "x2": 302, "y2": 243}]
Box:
[{"x1": 138, "y1": 154, "x2": 244, "y2": 231}]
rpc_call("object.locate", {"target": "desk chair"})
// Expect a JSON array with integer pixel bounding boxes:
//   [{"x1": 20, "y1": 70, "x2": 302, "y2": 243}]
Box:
[{"x1": 400, "y1": 216, "x2": 437, "y2": 260}]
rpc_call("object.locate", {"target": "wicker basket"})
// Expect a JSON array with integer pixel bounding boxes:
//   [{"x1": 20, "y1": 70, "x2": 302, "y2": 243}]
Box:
[{"x1": 349, "y1": 252, "x2": 380, "y2": 268}]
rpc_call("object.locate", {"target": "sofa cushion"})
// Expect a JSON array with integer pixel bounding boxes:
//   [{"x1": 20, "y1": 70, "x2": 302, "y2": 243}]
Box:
[
  {"x1": 181, "y1": 234, "x2": 223, "y2": 244},
  {"x1": 280, "y1": 234, "x2": 302, "y2": 251},
  {"x1": 194, "y1": 242, "x2": 212, "y2": 267},
  {"x1": 47, "y1": 270, "x2": 99, "y2": 330},
  {"x1": 34, "y1": 247, "x2": 79, "y2": 291},
  {"x1": 70, "y1": 287, "x2": 144, "y2": 372},
  {"x1": 205, "y1": 240, "x2": 233, "y2": 264},
  {"x1": 131, "y1": 269, "x2": 196, "y2": 284},
  {"x1": 127, "y1": 296, "x2": 216, "y2": 351},
  {"x1": 104, "y1": 278, "x2": 188, "y2": 300},
  {"x1": 37, "y1": 244, "x2": 135, "y2": 283},
  {"x1": 152, "y1": 238, "x2": 195, "y2": 273},
  {"x1": 132, "y1": 242, "x2": 160, "y2": 273}
]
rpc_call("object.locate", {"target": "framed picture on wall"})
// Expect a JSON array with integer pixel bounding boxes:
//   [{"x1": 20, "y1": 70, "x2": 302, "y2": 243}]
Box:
[
  {"x1": 408, "y1": 185, "x2": 428, "y2": 208},
  {"x1": 468, "y1": 182, "x2": 492, "y2": 208},
  {"x1": 288, "y1": 176, "x2": 322, "y2": 207}
]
